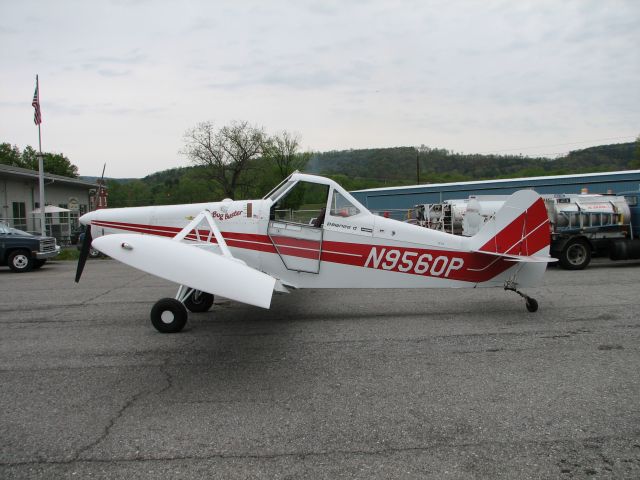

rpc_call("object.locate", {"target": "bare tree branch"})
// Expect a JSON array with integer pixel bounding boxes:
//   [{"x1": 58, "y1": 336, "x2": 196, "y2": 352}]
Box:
[
  {"x1": 264, "y1": 130, "x2": 311, "y2": 179},
  {"x1": 181, "y1": 121, "x2": 267, "y2": 198}
]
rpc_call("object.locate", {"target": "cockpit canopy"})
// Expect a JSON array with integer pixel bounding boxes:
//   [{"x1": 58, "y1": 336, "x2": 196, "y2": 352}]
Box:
[{"x1": 265, "y1": 172, "x2": 368, "y2": 226}]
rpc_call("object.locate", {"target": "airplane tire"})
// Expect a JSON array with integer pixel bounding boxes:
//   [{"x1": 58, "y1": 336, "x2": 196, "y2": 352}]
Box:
[
  {"x1": 526, "y1": 297, "x2": 538, "y2": 313},
  {"x1": 151, "y1": 298, "x2": 188, "y2": 333},
  {"x1": 184, "y1": 291, "x2": 214, "y2": 313}
]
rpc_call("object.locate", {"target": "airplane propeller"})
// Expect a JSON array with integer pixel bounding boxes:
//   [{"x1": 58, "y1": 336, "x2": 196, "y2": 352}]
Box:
[
  {"x1": 75, "y1": 226, "x2": 92, "y2": 283},
  {"x1": 75, "y1": 163, "x2": 105, "y2": 283}
]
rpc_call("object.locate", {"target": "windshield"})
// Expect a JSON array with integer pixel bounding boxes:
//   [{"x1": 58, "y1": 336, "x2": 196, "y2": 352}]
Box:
[
  {"x1": 267, "y1": 180, "x2": 296, "y2": 201},
  {"x1": 0, "y1": 224, "x2": 32, "y2": 235},
  {"x1": 270, "y1": 180, "x2": 330, "y2": 225},
  {"x1": 10, "y1": 228, "x2": 32, "y2": 236}
]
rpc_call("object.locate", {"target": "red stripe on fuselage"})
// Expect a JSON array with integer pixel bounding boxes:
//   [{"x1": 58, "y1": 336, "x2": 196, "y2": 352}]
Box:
[{"x1": 91, "y1": 220, "x2": 527, "y2": 283}]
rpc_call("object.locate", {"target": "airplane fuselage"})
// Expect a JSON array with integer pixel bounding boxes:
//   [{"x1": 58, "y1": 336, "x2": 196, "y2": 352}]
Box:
[{"x1": 84, "y1": 194, "x2": 546, "y2": 290}]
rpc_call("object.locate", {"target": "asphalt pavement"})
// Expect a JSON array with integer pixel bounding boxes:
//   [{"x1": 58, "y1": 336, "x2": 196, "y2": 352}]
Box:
[{"x1": 1, "y1": 259, "x2": 639, "y2": 479}]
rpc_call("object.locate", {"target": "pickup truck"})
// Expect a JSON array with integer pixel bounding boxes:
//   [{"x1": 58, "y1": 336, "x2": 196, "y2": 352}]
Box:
[{"x1": 0, "y1": 223, "x2": 60, "y2": 272}]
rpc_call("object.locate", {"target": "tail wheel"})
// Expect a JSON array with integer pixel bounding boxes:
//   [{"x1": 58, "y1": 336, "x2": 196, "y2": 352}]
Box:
[
  {"x1": 184, "y1": 291, "x2": 214, "y2": 313},
  {"x1": 559, "y1": 239, "x2": 591, "y2": 270},
  {"x1": 150, "y1": 298, "x2": 188, "y2": 333},
  {"x1": 525, "y1": 297, "x2": 538, "y2": 312}
]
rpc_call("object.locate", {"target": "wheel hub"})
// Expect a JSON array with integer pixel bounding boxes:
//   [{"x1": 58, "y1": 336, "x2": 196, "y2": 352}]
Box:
[
  {"x1": 567, "y1": 245, "x2": 586, "y2": 264},
  {"x1": 160, "y1": 310, "x2": 175, "y2": 324},
  {"x1": 14, "y1": 255, "x2": 28, "y2": 268}
]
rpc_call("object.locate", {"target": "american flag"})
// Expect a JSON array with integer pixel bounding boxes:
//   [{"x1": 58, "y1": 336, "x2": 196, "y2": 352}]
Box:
[{"x1": 32, "y1": 75, "x2": 42, "y2": 125}]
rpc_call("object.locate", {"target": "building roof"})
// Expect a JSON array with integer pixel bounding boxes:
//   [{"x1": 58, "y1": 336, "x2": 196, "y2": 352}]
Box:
[
  {"x1": 351, "y1": 169, "x2": 640, "y2": 193},
  {"x1": 0, "y1": 163, "x2": 99, "y2": 188}
]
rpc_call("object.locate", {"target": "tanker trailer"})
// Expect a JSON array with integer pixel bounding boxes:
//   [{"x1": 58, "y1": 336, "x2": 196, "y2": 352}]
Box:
[
  {"x1": 547, "y1": 192, "x2": 640, "y2": 270},
  {"x1": 414, "y1": 191, "x2": 640, "y2": 270}
]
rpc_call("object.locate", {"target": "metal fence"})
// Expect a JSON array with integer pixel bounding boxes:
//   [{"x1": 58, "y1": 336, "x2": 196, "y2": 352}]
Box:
[
  {"x1": 369, "y1": 208, "x2": 415, "y2": 222},
  {"x1": 275, "y1": 208, "x2": 415, "y2": 224}
]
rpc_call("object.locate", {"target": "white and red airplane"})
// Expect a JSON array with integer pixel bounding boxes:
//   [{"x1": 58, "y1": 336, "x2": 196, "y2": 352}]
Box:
[{"x1": 76, "y1": 172, "x2": 553, "y2": 333}]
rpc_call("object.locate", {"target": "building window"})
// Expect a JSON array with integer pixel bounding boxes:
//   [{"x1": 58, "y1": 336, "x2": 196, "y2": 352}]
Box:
[
  {"x1": 59, "y1": 204, "x2": 69, "y2": 224},
  {"x1": 12, "y1": 202, "x2": 27, "y2": 230},
  {"x1": 79, "y1": 204, "x2": 88, "y2": 216}
]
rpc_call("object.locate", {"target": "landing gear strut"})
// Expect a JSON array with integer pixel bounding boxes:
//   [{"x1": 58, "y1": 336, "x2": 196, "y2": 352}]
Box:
[
  {"x1": 504, "y1": 281, "x2": 538, "y2": 313},
  {"x1": 184, "y1": 290, "x2": 214, "y2": 313},
  {"x1": 150, "y1": 286, "x2": 215, "y2": 333}
]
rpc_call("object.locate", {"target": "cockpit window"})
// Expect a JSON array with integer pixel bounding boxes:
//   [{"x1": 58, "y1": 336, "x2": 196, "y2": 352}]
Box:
[
  {"x1": 330, "y1": 191, "x2": 360, "y2": 218},
  {"x1": 267, "y1": 180, "x2": 296, "y2": 201},
  {"x1": 270, "y1": 181, "x2": 330, "y2": 225}
]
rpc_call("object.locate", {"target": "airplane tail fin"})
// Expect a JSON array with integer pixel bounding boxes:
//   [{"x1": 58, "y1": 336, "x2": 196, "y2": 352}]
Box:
[{"x1": 468, "y1": 190, "x2": 552, "y2": 262}]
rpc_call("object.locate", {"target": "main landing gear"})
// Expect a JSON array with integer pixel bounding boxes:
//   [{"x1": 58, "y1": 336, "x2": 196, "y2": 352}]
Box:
[
  {"x1": 150, "y1": 286, "x2": 214, "y2": 333},
  {"x1": 504, "y1": 280, "x2": 539, "y2": 313}
]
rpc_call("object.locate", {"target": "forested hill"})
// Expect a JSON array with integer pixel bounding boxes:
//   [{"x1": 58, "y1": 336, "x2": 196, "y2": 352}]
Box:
[
  {"x1": 98, "y1": 140, "x2": 638, "y2": 207},
  {"x1": 306, "y1": 142, "x2": 639, "y2": 185}
]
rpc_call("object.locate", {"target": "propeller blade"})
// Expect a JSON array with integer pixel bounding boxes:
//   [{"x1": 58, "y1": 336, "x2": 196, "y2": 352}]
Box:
[{"x1": 75, "y1": 227, "x2": 93, "y2": 283}]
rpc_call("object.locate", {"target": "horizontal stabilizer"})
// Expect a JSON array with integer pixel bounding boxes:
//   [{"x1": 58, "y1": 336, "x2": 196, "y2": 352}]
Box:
[
  {"x1": 92, "y1": 234, "x2": 275, "y2": 308},
  {"x1": 473, "y1": 249, "x2": 557, "y2": 263}
]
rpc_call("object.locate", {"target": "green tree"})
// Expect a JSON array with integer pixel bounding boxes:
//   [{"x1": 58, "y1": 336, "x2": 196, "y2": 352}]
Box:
[
  {"x1": 0, "y1": 143, "x2": 23, "y2": 167},
  {"x1": 632, "y1": 135, "x2": 640, "y2": 169},
  {"x1": 23, "y1": 147, "x2": 78, "y2": 178},
  {"x1": 106, "y1": 180, "x2": 152, "y2": 207},
  {"x1": 263, "y1": 131, "x2": 311, "y2": 180},
  {"x1": 42, "y1": 153, "x2": 79, "y2": 177},
  {"x1": 1, "y1": 143, "x2": 79, "y2": 177}
]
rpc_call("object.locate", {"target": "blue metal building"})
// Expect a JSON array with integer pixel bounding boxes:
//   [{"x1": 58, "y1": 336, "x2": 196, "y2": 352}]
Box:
[{"x1": 351, "y1": 170, "x2": 640, "y2": 212}]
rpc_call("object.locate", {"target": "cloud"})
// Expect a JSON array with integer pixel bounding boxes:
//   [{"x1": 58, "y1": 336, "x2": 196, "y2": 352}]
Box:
[
  {"x1": 205, "y1": 54, "x2": 376, "y2": 91},
  {"x1": 84, "y1": 50, "x2": 147, "y2": 66},
  {"x1": 43, "y1": 101, "x2": 168, "y2": 116},
  {"x1": 97, "y1": 68, "x2": 132, "y2": 77},
  {"x1": 182, "y1": 17, "x2": 217, "y2": 34},
  {"x1": 0, "y1": 101, "x2": 26, "y2": 108},
  {"x1": 0, "y1": 25, "x2": 19, "y2": 34}
]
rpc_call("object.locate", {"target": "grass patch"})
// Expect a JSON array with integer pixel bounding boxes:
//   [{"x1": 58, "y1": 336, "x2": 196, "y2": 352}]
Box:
[{"x1": 56, "y1": 248, "x2": 80, "y2": 261}]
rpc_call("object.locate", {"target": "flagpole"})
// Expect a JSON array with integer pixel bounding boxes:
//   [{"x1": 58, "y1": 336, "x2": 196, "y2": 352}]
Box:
[{"x1": 35, "y1": 75, "x2": 46, "y2": 236}]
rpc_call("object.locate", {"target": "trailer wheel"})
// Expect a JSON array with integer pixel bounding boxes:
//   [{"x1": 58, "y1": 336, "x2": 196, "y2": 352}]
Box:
[
  {"x1": 151, "y1": 298, "x2": 188, "y2": 333},
  {"x1": 559, "y1": 239, "x2": 591, "y2": 270}
]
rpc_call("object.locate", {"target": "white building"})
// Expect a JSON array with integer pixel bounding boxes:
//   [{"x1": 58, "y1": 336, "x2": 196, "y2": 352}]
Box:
[{"x1": 0, "y1": 163, "x2": 100, "y2": 243}]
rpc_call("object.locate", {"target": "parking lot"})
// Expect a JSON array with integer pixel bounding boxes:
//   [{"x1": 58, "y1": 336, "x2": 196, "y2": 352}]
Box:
[{"x1": 1, "y1": 259, "x2": 639, "y2": 479}]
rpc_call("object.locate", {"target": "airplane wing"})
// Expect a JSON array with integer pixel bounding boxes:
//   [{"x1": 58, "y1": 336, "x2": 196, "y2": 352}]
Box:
[{"x1": 92, "y1": 233, "x2": 276, "y2": 309}]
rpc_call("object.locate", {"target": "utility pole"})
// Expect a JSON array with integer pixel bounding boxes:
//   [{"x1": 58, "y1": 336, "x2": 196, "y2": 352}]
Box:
[{"x1": 416, "y1": 144, "x2": 427, "y2": 185}]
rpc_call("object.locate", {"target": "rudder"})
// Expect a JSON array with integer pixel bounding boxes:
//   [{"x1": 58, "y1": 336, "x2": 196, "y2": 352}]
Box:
[{"x1": 468, "y1": 190, "x2": 550, "y2": 257}]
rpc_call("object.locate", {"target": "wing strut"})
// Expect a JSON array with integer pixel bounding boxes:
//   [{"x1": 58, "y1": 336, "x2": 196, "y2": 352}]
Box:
[{"x1": 173, "y1": 210, "x2": 234, "y2": 259}]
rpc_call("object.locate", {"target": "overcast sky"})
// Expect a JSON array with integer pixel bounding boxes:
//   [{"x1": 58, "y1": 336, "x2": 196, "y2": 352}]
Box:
[{"x1": 1, "y1": 0, "x2": 638, "y2": 178}]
